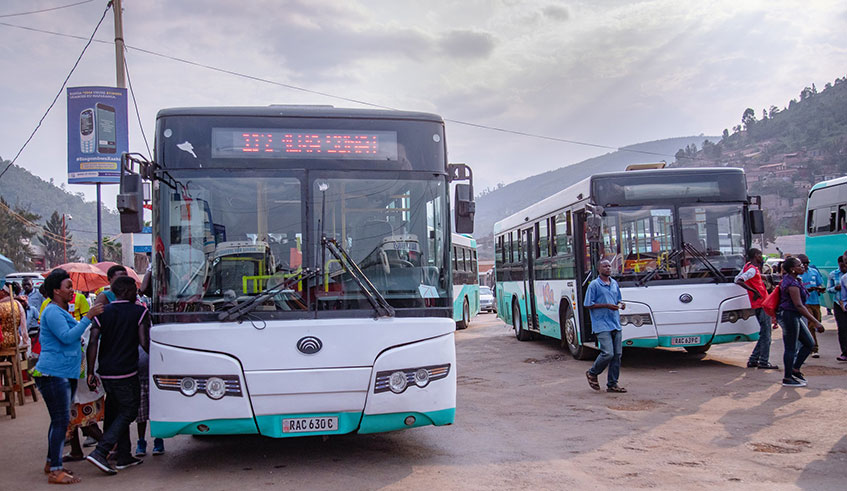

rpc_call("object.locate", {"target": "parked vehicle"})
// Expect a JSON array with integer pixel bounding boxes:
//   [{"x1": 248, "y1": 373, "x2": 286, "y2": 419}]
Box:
[{"x1": 479, "y1": 286, "x2": 496, "y2": 313}]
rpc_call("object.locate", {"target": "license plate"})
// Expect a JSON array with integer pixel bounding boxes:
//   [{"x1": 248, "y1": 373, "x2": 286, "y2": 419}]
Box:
[
  {"x1": 671, "y1": 336, "x2": 701, "y2": 346},
  {"x1": 282, "y1": 417, "x2": 338, "y2": 433}
]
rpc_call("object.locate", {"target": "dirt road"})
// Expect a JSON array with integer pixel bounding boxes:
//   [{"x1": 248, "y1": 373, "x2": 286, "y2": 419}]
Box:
[{"x1": 2, "y1": 313, "x2": 845, "y2": 489}]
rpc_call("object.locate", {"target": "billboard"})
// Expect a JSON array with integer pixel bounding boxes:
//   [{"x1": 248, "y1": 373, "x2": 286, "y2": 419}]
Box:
[{"x1": 67, "y1": 86, "x2": 128, "y2": 184}]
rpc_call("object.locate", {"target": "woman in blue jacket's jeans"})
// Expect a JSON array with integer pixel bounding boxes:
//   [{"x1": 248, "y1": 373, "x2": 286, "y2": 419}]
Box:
[{"x1": 31, "y1": 269, "x2": 103, "y2": 485}]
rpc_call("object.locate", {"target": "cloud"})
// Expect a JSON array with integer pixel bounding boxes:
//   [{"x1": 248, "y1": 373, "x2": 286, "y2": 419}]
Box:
[
  {"x1": 438, "y1": 29, "x2": 497, "y2": 59},
  {"x1": 542, "y1": 4, "x2": 570, "y2": 21}
]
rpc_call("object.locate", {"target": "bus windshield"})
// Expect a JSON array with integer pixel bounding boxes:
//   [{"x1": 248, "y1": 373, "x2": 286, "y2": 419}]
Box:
[
  {"x1": 313, "y1": 176, "x2": 448, "y2": 310},
  {"x1": 598, "y1": 203, "x2": 745, "y2": 282},
  {"x1": 159, "y1": 176, "x2": 307, "y2": 311}
]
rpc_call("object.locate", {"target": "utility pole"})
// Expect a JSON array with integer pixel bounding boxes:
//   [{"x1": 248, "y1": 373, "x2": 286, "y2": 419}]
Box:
[
  {"x1": 62, "y1": 214, "x2": 67, "y2": 264},
  {"x1": 96, "y1": 0, "x2": 127, "y2": 263}
]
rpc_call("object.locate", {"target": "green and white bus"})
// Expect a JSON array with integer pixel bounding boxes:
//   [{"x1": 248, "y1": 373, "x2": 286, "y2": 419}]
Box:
[
  {"x1": 805, "y1": 176, "x2": 847, "y2": 308},
  {"x1": 494, "y1": 167, "x2": 765, "y2": 359},
  {"x1": 452, "y1": 233, "x2": 480, "y2": 329}
]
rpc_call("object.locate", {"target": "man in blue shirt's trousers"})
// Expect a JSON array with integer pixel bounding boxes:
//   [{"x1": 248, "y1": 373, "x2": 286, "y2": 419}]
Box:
[{"x1": 585, "y1": 259, "x2": 627, "y2": 393}]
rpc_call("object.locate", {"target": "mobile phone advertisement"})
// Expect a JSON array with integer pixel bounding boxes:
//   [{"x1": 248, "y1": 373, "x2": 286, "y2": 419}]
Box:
[{"x1": 66, "y1": 86, "x2": 128, "y2": 184}]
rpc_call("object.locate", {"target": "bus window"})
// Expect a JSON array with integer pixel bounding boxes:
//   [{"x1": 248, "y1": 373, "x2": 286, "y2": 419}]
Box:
[
  {"x1": 538, "y1": 219, "x2": 549, "y2": 258},
  {"x1": 555, "y1": 212, "x2": 572, "y2": 255},
  {"x1": 839, "y1": 205, "x2": 847, "y2": 232}
]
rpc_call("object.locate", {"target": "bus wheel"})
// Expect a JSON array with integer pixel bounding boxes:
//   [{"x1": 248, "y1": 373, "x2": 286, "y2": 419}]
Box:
[
  {"x1": 562, "y1": 308, "x2": 590, "y2": 360},
  {"x1": 514, "y1": 301, "x2": 530, "y2": 341},
  {"x1": 684, "y1": 344, "x2": 711, "y2": 354},
  {"x1": 457, "y1": 298, "x2": 470, "y2": 330}
]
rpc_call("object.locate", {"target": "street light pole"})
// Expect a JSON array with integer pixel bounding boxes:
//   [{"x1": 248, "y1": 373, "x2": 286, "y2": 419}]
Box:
[{"x1": 62, "y1": 214, "x2": 66, "y2": 264}]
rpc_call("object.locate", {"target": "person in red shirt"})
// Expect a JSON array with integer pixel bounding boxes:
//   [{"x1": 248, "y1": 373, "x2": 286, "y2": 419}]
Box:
[{"x1": 735, "y1": 248, "x2": 778, "y2": 369}]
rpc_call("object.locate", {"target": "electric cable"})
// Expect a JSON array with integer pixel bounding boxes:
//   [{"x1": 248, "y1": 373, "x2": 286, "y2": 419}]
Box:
[
  {"x1": 0, "y1": 3, "x2": 112, "y2": 181},
  {"x1": 123, "y1": 51, "x2": 152, "y2": 159},
  {"x1": 0, "y1": 0, "x2": 94, "y2": 19}
]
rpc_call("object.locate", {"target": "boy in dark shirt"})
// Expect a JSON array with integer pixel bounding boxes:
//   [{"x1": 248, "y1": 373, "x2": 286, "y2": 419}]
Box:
[{"x1": 85, "y1": 276, "x2": 150, "y2": 474}]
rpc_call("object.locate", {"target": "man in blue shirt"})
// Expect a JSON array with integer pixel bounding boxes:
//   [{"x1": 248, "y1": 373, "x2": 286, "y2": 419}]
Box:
[
  {"x1": 584, "y1": 259, "x2": 627, "y2": 393},
  {"x1": 831, "y1": 256, "x2": 847, "y2": 362},
  {"x1": 798, "y1": 254, "x2": 825, "y2": 358}
]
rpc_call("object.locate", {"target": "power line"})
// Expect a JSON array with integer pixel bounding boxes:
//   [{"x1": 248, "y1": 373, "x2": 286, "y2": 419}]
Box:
[
  {"x1": 0, "y1": 18, "x2": 706, "y2": 166},
  {"x1": 0, "y1": 0, "x2": 94, "y2": 19},
  {"x1": 123, "y1": 51, "x2": 152, "y2": 159},
  {"x1": 0, "y1": 3, "x2": 112, "y2": 181}
]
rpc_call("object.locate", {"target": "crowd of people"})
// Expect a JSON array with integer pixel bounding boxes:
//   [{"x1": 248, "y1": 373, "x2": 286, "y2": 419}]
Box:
[{"x1": 15, "y1": 265, "x2": 160, "y2": 485}]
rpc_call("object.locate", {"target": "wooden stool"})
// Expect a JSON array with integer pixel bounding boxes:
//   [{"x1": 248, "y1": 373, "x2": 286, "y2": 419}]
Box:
[{"x1": 0, "y1": 360, "x2": 15, "y2": 419}]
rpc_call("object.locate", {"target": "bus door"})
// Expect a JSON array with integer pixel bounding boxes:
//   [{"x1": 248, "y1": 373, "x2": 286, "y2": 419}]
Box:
[
  {"x1": 574, "y1": 210, "x2": 594, "y2": 344},
  {"x1": 522, "y1": 227, "x2": 538, "y2": 330}
]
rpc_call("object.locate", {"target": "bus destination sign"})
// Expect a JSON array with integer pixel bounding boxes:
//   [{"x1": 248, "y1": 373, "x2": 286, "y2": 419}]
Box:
[{"x1": 212, "y1": 128, "x2": 398, "y2": 160}]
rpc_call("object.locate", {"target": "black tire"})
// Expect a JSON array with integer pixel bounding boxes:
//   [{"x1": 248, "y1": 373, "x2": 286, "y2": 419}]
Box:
[
  {"x1": 457, "y1": 298, "x2": 470, "y2": 330},
  {"x1": 514, "y1": 300, "x2": 530, "y2": 341},
  {"x1": 561, "y1": 306, "x2": 591, "y2": 360},
  {"x1": 684, "y1": 344, "x2": 711, "y2": 354}
]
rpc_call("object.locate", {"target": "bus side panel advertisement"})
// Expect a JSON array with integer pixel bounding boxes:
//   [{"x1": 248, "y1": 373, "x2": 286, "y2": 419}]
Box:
[{"x1": 66, "y1": 86, "x2": 128, "y2": 184}]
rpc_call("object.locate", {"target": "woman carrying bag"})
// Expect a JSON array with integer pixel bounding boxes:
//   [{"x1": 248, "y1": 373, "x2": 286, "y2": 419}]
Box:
[{"x1": 777, "y1": 257, "x2": 824, "y2": 388}]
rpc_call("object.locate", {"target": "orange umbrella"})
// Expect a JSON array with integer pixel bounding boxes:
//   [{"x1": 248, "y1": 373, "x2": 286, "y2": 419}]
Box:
[
  {"x1": 42, "y1": 262, "x2": 109, "y2": 293},
  {"x1": 93, "y1": 262, "x2": 142, "y2": 287}
]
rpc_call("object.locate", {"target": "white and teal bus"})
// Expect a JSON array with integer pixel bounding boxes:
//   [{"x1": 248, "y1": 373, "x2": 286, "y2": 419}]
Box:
[
  {"x1": 805, "y1": 176, "x2": 847, "y2": 309},
  {"x1": 117, "y1": 106, "x2": 475, "y2": 439},
  {"x1": 494, "y1": 166, "x2": 765, "y2": 359},
  {"x1": 451, "y1": 233, "x2": 480, "y2": 329}
]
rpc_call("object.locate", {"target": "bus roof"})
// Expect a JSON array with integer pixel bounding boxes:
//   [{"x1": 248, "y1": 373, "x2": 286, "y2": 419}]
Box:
[
  {"x1": 492, "y1": 167, "x2": 745, "y2": 235},
  {"x1": 810, "y1": 175, "x2": 847, "y2": 193},
  {"x1": 156, "y1": 106, "x2": 444, "y2": 123},
  {"x1": 451, "y1": 233, "x2": 477, "y2": 249}
]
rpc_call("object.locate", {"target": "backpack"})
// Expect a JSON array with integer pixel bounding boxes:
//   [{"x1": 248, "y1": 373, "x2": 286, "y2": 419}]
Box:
[{"x1": 762, "y1": 284, "x2": 781, "y2": 318}]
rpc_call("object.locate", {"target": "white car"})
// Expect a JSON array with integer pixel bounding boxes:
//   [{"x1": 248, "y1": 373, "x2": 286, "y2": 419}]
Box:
[{"x1": 479, "y1": 286, "x2": 496, "y2": 313}]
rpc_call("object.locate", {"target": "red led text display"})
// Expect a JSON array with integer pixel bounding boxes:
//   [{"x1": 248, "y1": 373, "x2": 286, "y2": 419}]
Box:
[{"x1": 212, "y1": 128, "x2": 398, "y2": 160}]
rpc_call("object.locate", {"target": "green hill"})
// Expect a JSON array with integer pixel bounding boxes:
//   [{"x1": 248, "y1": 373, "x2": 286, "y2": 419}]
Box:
[{"x1": 0, "y1": 159, "x2": 121, "y2": 260}]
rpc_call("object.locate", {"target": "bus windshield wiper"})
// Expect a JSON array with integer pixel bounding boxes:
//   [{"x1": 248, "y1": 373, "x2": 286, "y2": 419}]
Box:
[
  {"x1": 323, "y1": 238, "x2": 395, "y2": 318},
  {"x1": 636, "y1": 248, "x2": 683, "y2": 287},
  {"x1": 682, "y1": 242, "x2": 727, "y2": 282},
  {"x1": 218, "y1": 267, "x2": 320, "y2": 322}
]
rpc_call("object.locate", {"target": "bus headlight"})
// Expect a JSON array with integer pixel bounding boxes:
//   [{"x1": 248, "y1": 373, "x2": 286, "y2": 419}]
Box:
[
  {"x1": 388, "y1": 371, "x2": 408, "y2": 394},
  {"x1": 180, "y1": 377, "x2": 198, "y2": 396},
  {"x1": 414, "y1": 368, "x2": 430, "y2": 387},
  {"x1": 154, "y1": 374, "x2": 243, "y2": 399},
  {"x1": 205, "y1": 377, "x2": 227, "y2": 400},
  {"x1": 620, "y1": 313, "x2": 652, "y2": 327},
  {"x1": 374, "y1": 364, "x2": 451, "y2": 394},
  {"x1": 721, "y1": 309, "x2": 756, "y2": 323}
]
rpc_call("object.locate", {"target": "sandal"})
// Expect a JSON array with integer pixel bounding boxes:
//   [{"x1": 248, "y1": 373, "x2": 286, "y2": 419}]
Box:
[
  {"x1": 607, "y1": 385, "x2": 628, "y2": 393},
  {"x1": 47, "y1": 469, "x2": 80, "y2": 484},
  {"x1": 837, "y1": 355, "x2": 847, "y2": 362},
  {"x1": 586, "y1": 370, "x2": 600, "y2": 391},
  {"x1": 44, "y1": 464, "x2": 75, "y2": 475}
]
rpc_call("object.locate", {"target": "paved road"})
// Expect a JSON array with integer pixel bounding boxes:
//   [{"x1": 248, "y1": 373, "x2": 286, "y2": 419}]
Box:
[{"x1": 2, "y1": 313, "x2": 846, "y2": 489}]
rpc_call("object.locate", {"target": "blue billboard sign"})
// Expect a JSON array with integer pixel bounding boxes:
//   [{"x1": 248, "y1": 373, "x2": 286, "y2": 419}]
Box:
[{"x1": 66, "y1": 86, "x2": 128, "y2": 184}]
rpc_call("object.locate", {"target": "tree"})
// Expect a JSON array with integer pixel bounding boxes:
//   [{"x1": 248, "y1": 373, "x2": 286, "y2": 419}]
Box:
[
  {"x1": 722, "y1": 128, "x2": 730, "y2": 140},
  {"x1": 39, "y1": 211, "x2": 78, "y2": 267},
  {"x1": 742, "y1": 108, "x2": 757, "y2": 130},
  {"x1": 89, "y1": 236, "x2": 122, "y2": 263},
  {"x1": 0, "y1": 196, "x2": 40, "y2": 270}
]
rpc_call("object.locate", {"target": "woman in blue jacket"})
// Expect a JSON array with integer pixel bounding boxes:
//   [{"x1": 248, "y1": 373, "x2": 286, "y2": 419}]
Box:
[{"x1": 31, "y1": 269, "x2": 103, "y2": 484}]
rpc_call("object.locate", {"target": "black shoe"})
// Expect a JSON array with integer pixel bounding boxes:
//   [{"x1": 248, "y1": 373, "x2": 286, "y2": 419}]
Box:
[
  {"x1": 115, "y1": 456, "x2": 143, "y2": 470},
  {"x1": 86, "y1": 453, "x2": 117, "y2": 475},
  {"x1": 757, "y1": 362, "x2": 779, "y2": 370},
  {"x1": 746, "y1": 361, "x2": 758, "y2": 368},
  {"x1": 792, "y1": 370, "x2": 806, "y2": 381},
  {"x1": 811, "y1": 353, "x2": 820, "y2": 358},
  {"x1": 782, "y1": 377, "x2": 807, "y2": 387}
]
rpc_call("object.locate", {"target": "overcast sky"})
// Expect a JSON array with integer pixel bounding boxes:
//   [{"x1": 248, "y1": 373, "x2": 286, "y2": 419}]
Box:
[{"x1": 1, "y1": 0, "x2": 846, "y2": 212}]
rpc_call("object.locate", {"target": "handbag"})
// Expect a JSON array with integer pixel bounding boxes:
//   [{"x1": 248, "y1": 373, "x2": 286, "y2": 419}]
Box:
[{"x1": 762, "y1": 285, "x2": 780, "y2": 318}]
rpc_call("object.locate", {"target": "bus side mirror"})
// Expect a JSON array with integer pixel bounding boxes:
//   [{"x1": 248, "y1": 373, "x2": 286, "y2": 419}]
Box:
[
  {"x1": 586, "y1": 215, "x2": 602, "y2": 243},
  {"x1": 454, "y1": 183, "x2": 475, "y2": 234},
  {"x1": 749, "y1": 209, "x2": 764, "y2": 235},
  {"x1": 117, "y1": 155, "x2": 144, "y2": 233}
]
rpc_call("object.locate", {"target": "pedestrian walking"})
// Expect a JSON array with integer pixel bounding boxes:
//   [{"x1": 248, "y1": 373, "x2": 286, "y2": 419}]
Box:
[
  {"x1": 828, "y1": 256, "x2": 847, "y2": 362},
  {"x1": 584, "y1": 259, "x2": 627, "y2": 393},
  {"x1": 85, "y1": 276, "x2": 150, "y2": 475},
  {"x1": 23, "y1": 277, "x2": 44, "y2": 315},
  {"x1": 29, "y1": 269, "x2": 103, "y2": 484},
  {"x1": 735, "y1": 248, "x2": 778, "y2": 370},
  {"x1": 798, "y1": 254, "x2": 825, "y2": 358},
  {"x1": 777, "y1": 257, "x2": 824, "y2": 387}
]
